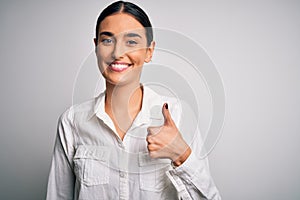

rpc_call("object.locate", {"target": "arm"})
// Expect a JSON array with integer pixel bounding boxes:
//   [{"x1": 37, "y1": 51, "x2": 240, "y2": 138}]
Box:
[
  {"x1": 166, "y1": 131, "x2": 221, "y2": 200},
  {"x1": 46, "y1": 110, "x2": 75, "y2": 200},
  {"x1": 147, "y1": 102, "x2": 221, "y2": 200}
]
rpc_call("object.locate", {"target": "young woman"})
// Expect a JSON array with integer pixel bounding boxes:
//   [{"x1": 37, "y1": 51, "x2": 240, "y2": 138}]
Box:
[{"x1": 46, "y1": 1, "x2": 221, "y2": 199}]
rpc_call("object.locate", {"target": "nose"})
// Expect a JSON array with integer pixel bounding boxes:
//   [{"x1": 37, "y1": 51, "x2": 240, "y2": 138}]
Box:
[{"x1": 112, "y1": 41, "x2": 125, "y2": 59}]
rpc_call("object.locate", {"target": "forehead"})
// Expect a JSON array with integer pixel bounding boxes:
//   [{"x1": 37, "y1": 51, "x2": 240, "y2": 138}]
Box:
[{"x1": 99, "y1": 13, "x2": 146, "y2": 37}]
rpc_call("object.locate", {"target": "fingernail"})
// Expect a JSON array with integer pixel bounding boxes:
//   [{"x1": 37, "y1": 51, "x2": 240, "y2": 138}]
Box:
[{"x1": 165, "y1": 103, "x2": 168, "y2": 109}]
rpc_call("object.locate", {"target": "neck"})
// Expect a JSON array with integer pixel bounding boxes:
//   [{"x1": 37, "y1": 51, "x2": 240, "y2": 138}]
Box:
[
  {"x1": 105, "y1": 80, "x2": 143, "y2": 137},
  {"x1": 105, "y1": 81, "x2": 143, "y2": 110}
]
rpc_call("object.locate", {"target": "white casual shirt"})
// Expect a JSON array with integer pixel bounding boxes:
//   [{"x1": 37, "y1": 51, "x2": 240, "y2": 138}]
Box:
[{"x1": 46, "y1": 86, "x2": 221, "y2": 200}]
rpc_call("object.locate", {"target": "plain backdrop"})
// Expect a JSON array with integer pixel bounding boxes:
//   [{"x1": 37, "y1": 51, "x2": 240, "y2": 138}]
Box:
[{"x1": 0, "y1": 0, "x2": 299, "y2": 199}]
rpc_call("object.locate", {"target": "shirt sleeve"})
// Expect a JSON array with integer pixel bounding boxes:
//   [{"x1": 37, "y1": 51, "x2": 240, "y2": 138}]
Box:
[
  {"x1": 46, "y1": 110, "x2": 76, "y2": 200},
  {"x1": 166, "y1": 100, "x2": 221, "y2": 200}
]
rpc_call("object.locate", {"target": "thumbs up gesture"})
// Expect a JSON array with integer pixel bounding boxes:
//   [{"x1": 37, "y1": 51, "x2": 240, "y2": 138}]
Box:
[{"x1": 147, "y1": 103, "x2": 191, "y2": 166}]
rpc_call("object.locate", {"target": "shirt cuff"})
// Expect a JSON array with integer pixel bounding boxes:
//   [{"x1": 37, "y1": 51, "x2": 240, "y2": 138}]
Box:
[
  {"x1": 171, "y1": 151, "x2": 206, "y2": 183},
  {"x1": 168, "y1": 151, "x2": 219, "y2": 199}
]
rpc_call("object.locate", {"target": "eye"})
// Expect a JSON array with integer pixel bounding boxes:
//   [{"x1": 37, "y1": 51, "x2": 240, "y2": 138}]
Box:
[
  {"x1": 126, "y1": 40, "x2": 138, "y2": 46},
  {"x1": 101, "y1": 38, "x2": 114, "y2": 46}
]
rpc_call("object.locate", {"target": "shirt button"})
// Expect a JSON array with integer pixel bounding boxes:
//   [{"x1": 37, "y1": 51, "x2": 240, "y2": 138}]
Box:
[{"x1": 120, "y1": 172, "x2": 126, "y2": 178}]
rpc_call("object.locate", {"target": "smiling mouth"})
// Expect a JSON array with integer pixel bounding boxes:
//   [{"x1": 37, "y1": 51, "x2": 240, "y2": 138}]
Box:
[{"x1": 108, "y1": 62, "x2": 132, "y2": 72}]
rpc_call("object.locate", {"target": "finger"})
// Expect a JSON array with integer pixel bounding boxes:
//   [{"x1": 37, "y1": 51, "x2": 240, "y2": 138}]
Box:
[
  {"x1": 146, "y1": 135, "x2": 154, "y2": 144},
  {"x1": 149, "y1": 151, "x2": 159, "y2": 158},
  {"x1": 162, "y1": 103, "x2": 173, "y2": 125},
  {"x1": 147, "y1": 126, "x2": 162, "y2": 136},
  {"x1": 147, "y1": 143, "x2": 160, "y2": 152}
]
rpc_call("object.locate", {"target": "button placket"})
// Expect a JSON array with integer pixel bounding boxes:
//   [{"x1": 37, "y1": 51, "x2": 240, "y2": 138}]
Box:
[
  {"x1": 120, "y1": 172, "x2": 126, "y2": 178},
  {"x1": 119, "y1": 170, "x2": 129, "y2": 200},
  {"x1": 118, "y1": 141, "x2": 129, "y2": 200},
  {"x1": 118, "y1": 142, "x2": 124, "y2": 148}
]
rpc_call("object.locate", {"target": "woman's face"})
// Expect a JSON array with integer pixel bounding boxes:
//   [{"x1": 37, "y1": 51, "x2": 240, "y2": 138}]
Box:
[{"x1": 94, "y1": 13, "x2": 155, "y2": 86}]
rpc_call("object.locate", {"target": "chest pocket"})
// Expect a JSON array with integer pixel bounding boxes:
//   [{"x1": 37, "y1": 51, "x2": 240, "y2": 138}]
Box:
[
  {"x1": 73, "y1": 145, "x2": 110, "y2": 186},
  {"x1": 138, "y1": 152, "x2": 172, "y2": 192}
]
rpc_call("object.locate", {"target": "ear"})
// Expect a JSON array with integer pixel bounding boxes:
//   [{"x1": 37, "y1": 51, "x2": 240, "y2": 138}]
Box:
[
  {"x1": 144, "y1": 41, "x2": 155, "y2": 63},
  {"x1": 93, "y1": 38, "x2": 98, "y2": 52}
]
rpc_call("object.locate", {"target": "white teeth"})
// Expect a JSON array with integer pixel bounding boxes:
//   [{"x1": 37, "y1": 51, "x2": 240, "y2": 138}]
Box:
[{"x1": 111, "y1": 64, "x2": 129, "y2": 69}]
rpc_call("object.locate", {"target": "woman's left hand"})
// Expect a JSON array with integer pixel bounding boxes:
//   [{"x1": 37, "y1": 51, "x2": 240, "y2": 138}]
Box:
[{"x1": 147, "y1": 103, "x2": 191, "y2": 166}]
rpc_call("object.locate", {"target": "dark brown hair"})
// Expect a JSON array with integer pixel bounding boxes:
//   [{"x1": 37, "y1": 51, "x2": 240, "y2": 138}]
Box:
[{"x1": 95, "y1": 1, "x2": 153, "y2": 46}]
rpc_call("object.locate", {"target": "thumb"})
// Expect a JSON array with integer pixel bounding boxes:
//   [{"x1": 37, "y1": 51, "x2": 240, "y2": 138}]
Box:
[{"x1": 162, "y1": 103, "x2": 173, "y2": 125}]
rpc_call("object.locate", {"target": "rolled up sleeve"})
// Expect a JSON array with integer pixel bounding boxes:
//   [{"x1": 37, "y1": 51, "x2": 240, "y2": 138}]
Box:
[{"x1": 166, "y1": 100, "x2": 221, "y2": 200}]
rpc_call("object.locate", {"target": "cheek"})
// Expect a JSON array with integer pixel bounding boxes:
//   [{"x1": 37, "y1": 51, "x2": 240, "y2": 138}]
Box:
[
  {"x1": 128, "y1": 49, "x2": 147, "y2": 65},
  {"x1": 95, "y1": 50, "x2": 108, "y2": 74},
  {"x1": 96, "y1": 47, "x2": 112, "y2": 65},
  {"x1": 96, "y1": 45, "x2": 113, "y2": 58}
]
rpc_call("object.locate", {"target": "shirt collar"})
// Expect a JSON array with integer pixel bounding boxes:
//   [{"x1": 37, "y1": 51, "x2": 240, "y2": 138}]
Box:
[
  {"x1": 86, "y1": 92, "x2": 104, "y2": 121},
  {"x1": 86, "y1": 85, "x2": 163, "y2": 127}
]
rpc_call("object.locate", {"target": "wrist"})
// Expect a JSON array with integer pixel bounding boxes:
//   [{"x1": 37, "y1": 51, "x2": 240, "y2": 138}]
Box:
[{"x1": 172, "y1": 146, "x2": 192, "y2": 167}]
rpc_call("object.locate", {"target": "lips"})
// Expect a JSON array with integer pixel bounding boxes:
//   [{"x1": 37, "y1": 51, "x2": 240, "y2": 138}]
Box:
[{"x1": 108, "y1": 62, "x2": 132, "y2": 72}]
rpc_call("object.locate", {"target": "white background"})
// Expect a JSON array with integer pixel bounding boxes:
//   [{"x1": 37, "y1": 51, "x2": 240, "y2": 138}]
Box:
[{"x1": 0, "y1": 0, "x2": 299, "y2": 199}]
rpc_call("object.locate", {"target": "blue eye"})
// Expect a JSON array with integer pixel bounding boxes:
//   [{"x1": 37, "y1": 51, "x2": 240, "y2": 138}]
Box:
[
  {"x1": 127, "y1": 40, "x2": 137, "y2": 46},
  {"x1": 101, "y1": 38, "x2": 114, "y2": 45}
]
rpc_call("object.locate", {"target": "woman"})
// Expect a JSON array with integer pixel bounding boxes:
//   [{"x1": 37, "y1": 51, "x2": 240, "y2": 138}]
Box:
[{"x1": 46, "y1": 1, "x2": 221, "y2": 199}]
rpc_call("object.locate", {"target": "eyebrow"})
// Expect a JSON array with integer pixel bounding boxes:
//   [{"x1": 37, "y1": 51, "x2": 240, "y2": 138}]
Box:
[
  {"x1": 125, "y1": 32, "x2": 142, "y2": 38},
  {"x1": 99, "y1": 31, "x2": 114, "y2": 37},
  {"x1": 99, "y1": 31, "x2": 142, "y2": 38}
]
